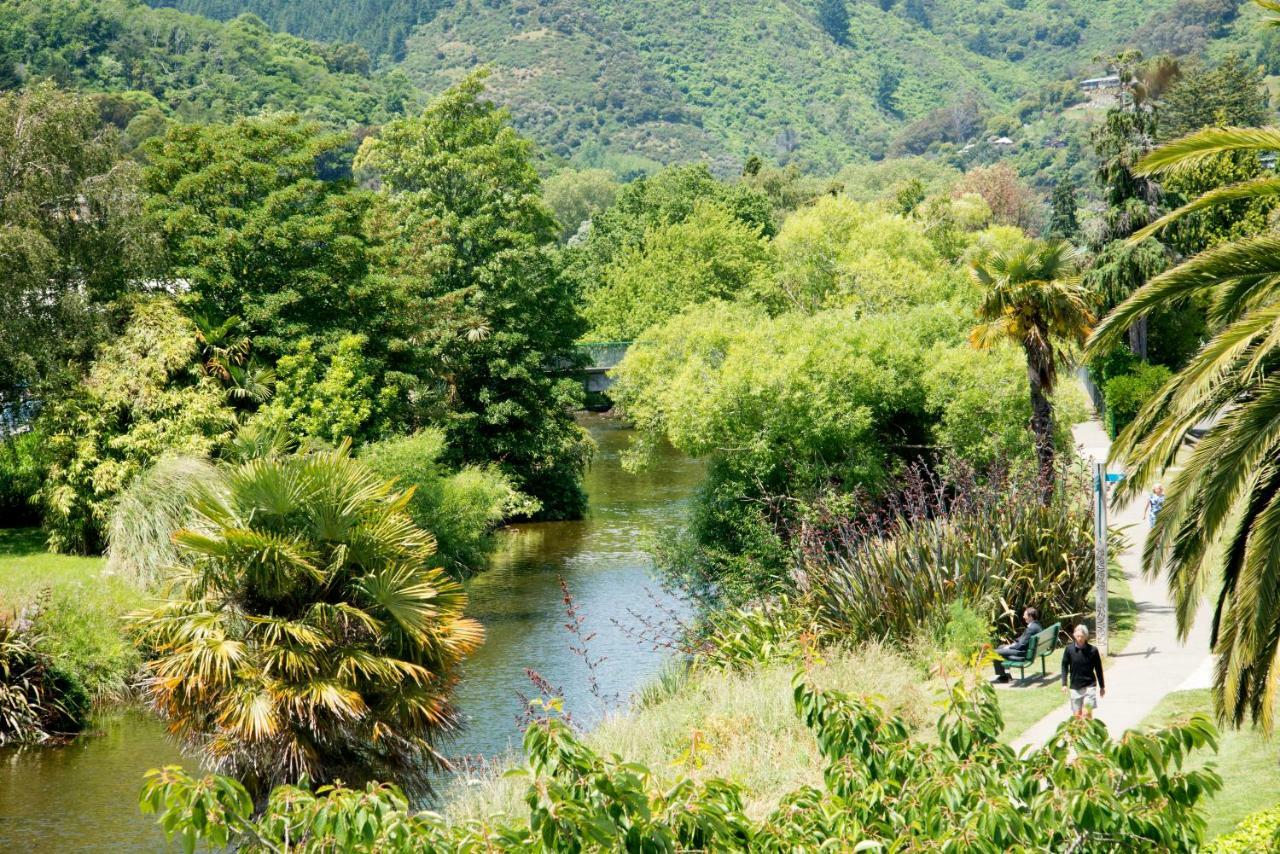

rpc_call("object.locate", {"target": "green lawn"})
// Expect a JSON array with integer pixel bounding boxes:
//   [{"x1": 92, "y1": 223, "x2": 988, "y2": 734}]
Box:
[
  {"x1": 0, "y1": 527, "x2": 107, "y2": 607},
  {"x1": 1106, "y1": 561, "x2": 1137, "y2": 656},
  {"x1": 997, "y1": 679, "x2": 1064, "y2": 740},
  {"x1": 0, "y1": 527, "x2": 142, "y2": 701},
  {"x1": 1141, "y1": 689, "x2": 1280, "y2": 840}
]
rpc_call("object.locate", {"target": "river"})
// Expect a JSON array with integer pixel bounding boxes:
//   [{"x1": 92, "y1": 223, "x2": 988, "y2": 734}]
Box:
[{"x1": 0, "y1": 415, "x2": 700, "y2": 850}]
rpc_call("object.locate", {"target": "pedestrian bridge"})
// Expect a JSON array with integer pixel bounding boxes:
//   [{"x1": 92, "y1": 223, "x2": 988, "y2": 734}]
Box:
[{"x1": 577, "y1": 341, "x2": 631, "y2": 393}]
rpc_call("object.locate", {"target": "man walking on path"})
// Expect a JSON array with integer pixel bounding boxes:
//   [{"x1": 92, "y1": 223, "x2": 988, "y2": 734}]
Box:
[
  {"x1": 1061, "y1": 624, "x2": 1105, "y2": 718},
  {"x1": 1012, "y1": 417, "x2": 1213, "y2": 749},
  {"x1": 992, "y1": 607, "x2": 1042, "y2": 683}
]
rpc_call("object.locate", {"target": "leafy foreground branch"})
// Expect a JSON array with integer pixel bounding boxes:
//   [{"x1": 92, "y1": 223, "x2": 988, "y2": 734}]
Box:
[{"x1": 140, "y1": 673, "x2": 1222, "y2": 852}]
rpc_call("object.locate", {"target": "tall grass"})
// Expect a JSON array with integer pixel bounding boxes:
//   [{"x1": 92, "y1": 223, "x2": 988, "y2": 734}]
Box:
[
  {"x1": 795, "y1": 460, "x2": 1096, "y2": 641},
  {"x1": 441, "y1": 642, "x2": 939, "y2": 823},
  {"x1": 105, "y1": 454, "x2": 218, "y2": 587}
]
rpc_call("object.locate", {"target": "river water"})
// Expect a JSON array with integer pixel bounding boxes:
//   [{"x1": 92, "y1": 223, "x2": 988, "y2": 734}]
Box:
[{"x1": 0, "y1": 415, "x2": 700, "y2": 850}]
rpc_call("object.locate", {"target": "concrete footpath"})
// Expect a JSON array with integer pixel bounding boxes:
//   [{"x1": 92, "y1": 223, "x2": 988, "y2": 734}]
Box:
[{"x1": 1010, "y1": 419, "x2": 1214, "y2": 750}]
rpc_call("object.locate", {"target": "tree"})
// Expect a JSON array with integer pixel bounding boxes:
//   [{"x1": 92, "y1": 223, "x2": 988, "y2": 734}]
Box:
[
  {"x1": 583, "y1": 200, "x2": 773, "y2": 339},
  {"x1": 0, "y1": 82, "x2": 149, "y2": 401},
  {"x1": 542, "y1": 167, "x2": 620, "y2": 243},
  {"x1": 130, "y1": 442, "x2": 483, "y2": 798},
  {"x1": 257, "y1": 335, "x2": 406, "y2": 445},
  {"x1": 143, "y1": 114, "x2": 375, "y2": 359},
  {"x1": 36, "y1": 298, "x2": 237, "y2": 554},
  {"x1": 757, "y1": 194, "x2": 962, "y2": 315},
  {"x1": 875, "y1": 68, "x2": 901, "y2": 117},
  {"x1": 356, "y1": 72, "x2": 591, "y2": 519},
  {"x1": 570, "y1": 163, "x2": 775, "y2": 290},
  {"x1": 817, "y1": 0, "x2": 850, "y2": 45},
  {"x1": 1085, "y1": 76, "x2": 1171, "y2": 360},
  {"x1": 969, "y1": 240, "x2": 1094, "y2": 498},
  {"x1": 1087, "y1": 114, "x2": 1280, "y2": 730},
  {"x1": 1047, "y1": 179, "x2": 1079, "y2": 241},
  {"x1": 1160, "y1": 54, "x2": 1270, "y2": 142},
  {"x1": 952, "y1": 163, "x2": 1040, "y2": 232}
]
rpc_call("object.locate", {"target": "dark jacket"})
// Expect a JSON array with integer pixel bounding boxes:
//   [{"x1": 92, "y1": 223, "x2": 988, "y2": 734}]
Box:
[
  {"x1": 1009, "y1": 620, "x2": 1042, "y2": 653},
  {"x1": 1061, "y1": 642, "x2": 1105, "y2": 690}
]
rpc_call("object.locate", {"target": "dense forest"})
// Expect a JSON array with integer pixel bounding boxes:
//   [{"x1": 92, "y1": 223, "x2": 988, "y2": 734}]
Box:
[{"x1": 0, "y1": 0, "x2": 414, "y2": 141}]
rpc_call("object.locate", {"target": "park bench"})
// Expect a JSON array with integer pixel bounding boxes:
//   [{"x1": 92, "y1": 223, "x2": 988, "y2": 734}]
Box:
[{"x1": 1001, "y1": 622, "x2": 1061, "y2": 681}]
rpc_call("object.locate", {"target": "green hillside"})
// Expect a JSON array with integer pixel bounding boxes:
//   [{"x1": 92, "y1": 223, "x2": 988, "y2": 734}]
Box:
[
  {"x1": 0, "y1": 0, "x2": 413, "y2": 139},
  {"x1": 143, "y1": 0, "x2": 449, "y2": 62},
  {"x1": 149, "y1": 0, "x2": 1244, "y2": 173},
  {"x1": 65, "y1": 0, "x2": 1266, "y2": 171}
]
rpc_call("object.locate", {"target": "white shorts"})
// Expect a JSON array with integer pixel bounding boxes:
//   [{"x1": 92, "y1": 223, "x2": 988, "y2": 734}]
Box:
[{"x1": 1069, "y1": 686, "x2": 1098, "y2": 713}]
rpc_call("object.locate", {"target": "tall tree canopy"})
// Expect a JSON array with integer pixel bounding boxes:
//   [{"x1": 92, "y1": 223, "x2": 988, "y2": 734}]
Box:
[
  {"x1": 0, "y1": 83, "x2": 149, "y2": 400},
  {"x1": 356, "y1": 73, "x2": 591, "y2": 518},
  {"x1": 143, "y1": 114, "x2": 376, "y2": 358}
]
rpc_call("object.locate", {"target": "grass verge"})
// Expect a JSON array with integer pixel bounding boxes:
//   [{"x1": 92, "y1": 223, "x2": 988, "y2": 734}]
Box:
[{"x1": 1140, "y1": 689, "x2": 1280, "y2": 840}]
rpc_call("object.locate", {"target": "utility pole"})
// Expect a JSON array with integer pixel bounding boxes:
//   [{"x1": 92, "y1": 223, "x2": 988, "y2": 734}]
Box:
[{"x1": 1093, "y1": 460, "x2": 1109, "y2": 656}]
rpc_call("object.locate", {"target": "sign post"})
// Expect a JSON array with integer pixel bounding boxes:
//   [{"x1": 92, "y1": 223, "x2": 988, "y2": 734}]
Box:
[{"x1": 1093, "y1": 460, "x2": 1109, "y2": 656}]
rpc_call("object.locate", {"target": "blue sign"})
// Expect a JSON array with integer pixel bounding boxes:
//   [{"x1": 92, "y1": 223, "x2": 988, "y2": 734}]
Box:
[{"x1": 1105, "y1": 472, "x2": 1124, "y2": 483}]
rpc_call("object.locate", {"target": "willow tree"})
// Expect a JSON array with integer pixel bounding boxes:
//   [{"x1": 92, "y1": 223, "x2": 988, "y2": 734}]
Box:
[{"x1": 970, "y1": 240, "x2": 1094, "y2": 498}]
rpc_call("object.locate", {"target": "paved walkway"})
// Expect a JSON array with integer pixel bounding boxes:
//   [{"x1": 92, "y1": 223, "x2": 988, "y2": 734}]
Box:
[{"x1": 1010, "y1": 419, "x2": 1214, "y2": 750}]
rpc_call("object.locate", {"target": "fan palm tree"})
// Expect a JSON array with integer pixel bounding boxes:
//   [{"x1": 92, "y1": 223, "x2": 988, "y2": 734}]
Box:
[
  {"x1": 1085, "y1": 114, "x2": 1280, "y2": 730},
  {"x1": 130, "y1": 442, "x2": 483, "y2": 797},
  {"x1": 969, "y1": 239, "x2": 1094, "y2": 499}
]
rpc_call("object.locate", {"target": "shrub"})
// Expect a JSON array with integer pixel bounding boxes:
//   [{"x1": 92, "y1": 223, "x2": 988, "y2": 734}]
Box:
[
  {"x1": 796, "y1": 461, "x2": 1096, "y2": 642},
  {"x1": 130, "y1": 443, "x2": 484, "y2": 798},
  {"x1": 31, "y1": 584, "x2": 140, "y2": 704},
  {"x1": 36, "y1": 298, "x2": 236, "y2": 554},
  {"x1": 0, "y1": 608, "x2": 89, "y2": 745},
  {"x1": 939, "y1": 600, "x2": 992, "y2": 659},
  {"x1": 359, "y1": 429, "x2": 529, "y2": 577},
  {"x1": 0, "y1": 428, "x2": 44, "y2": 526},
  {"x1": 1103, "y1": 362, "x2": 1173, "y2": 438},
  {"x1": 140, "y1": 672, "x2": 1222, "y2": 851},
  {"x1": 1205, "y1": 803, "x2": 1280, "y2": 853}
]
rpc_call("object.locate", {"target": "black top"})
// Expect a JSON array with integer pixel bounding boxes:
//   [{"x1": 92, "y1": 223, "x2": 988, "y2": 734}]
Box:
[
  {"x1": 1011, "y1": 620, "x2": 1043, "y2": 652},
  {"x1": 1061, "y1": 642, "x2": 1105, "y2": 690}
]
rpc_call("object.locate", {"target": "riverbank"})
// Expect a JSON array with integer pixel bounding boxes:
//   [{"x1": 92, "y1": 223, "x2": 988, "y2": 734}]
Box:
[
  {"x1": 441, "y1": 642, "x2": 946, "y2": 824},
  {"x1": 0, "y1": 527, "x2": 140, "y2": 704}
]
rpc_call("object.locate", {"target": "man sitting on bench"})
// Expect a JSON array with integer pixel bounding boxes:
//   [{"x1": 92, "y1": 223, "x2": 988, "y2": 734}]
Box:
[{"x1": 992, "y1": 607, "x2": 1041, "y2": 684}]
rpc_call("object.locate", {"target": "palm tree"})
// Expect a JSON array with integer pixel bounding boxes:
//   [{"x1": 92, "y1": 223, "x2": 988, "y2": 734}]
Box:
[
  {"x1": 1086, "y1": 118, "x2": 1280, "y2": 730},
  {"x1": 130, "y1": 442, "x2": 483, "y2": 797},
  {"x1": 970, "y1": 240, "x2": 1094, "y2": 498}
]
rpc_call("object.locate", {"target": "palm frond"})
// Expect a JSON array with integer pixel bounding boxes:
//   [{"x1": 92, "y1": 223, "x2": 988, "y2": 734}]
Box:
[
  {"x1": 1135, "y1": 126, "x2": 1280, "y2": 177},
  {"x1": 1129, "y1": 176, "x2": 1280, "y2": 243}
]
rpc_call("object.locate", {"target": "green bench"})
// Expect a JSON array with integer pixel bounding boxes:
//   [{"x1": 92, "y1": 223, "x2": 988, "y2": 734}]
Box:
[{"x1": 1000, "y1": 621, "x2": 1061, "y2": 681}]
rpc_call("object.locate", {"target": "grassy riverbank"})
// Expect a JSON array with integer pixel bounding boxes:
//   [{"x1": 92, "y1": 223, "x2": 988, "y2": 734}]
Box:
[
  {"x1": 443, "y1": 643, "x2": 945, "y2": 824},
  {"x1": 0, "y1": 527, "x2": 141, "y2": 702}
]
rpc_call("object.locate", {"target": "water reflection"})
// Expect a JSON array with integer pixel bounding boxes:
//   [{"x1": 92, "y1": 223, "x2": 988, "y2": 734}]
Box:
[
  {"x1": 0, "y1": 712, "x2": 184, "y2": 851},
  {"x1": 446, "y1": 414, "x2": 702, "y2": 759}
]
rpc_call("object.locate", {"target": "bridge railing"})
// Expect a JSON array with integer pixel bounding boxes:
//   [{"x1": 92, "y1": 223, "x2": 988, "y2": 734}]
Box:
[{"x1": 577, "y1": 341, "x2": 632, "y2": 371}]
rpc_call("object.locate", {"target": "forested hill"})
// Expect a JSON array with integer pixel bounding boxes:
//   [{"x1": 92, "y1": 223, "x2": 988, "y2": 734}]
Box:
[
  {"x1": 0, "y1": 0, "x2": 414, "y2": 141},
  {"x1": 142, "y1": 0, "x2": 449, "y2": 63},
  {"x1": 138, "y1": 0, "x2": 1256, "y2": 172}
]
